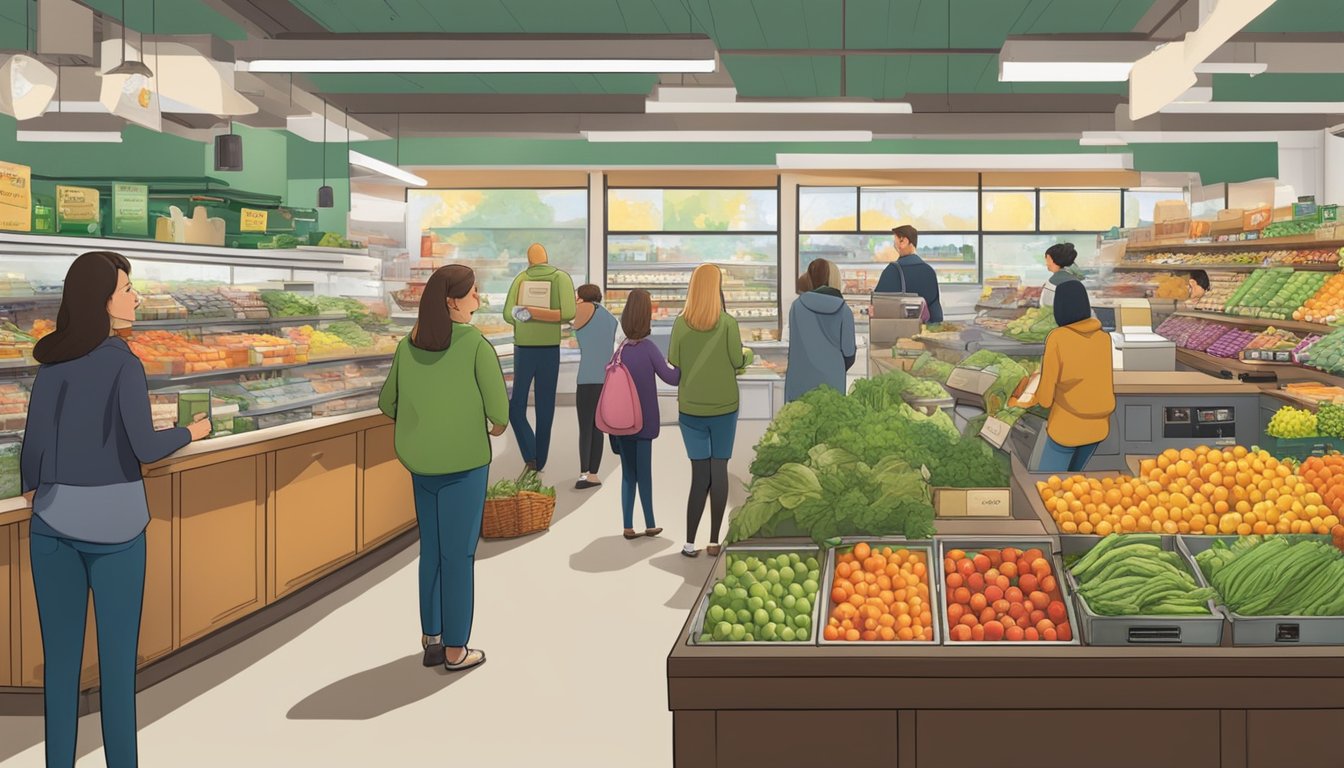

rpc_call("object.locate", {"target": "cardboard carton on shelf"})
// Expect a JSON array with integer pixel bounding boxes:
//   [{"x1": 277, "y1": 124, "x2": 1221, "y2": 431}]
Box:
[
  {"x1": 935, "y1": 488, "x2": 1013, "y2": 518},
  {"x1": 156, "y1": 205, "x2": 226, "y2": 246}
]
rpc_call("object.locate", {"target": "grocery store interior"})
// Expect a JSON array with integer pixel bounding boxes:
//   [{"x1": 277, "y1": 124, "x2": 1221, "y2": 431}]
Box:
[{"x1": 3, "y1": 1, "x2": 1344, "y2": 767}]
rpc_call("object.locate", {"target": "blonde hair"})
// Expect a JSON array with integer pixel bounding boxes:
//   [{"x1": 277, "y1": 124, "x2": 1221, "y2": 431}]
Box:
[
  {"x1": 828, "y1": 262, "x2": 842, "y2": 290},
  {"x1": 683, "y1": 264, "x2": 724, "y2": 332}
]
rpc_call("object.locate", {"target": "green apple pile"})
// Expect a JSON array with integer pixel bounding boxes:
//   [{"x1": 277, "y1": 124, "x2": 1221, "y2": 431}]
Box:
[
  {"x1": 699, "y1": 552, "x2": 820, "y2": 643},
  {"x1": 1262, "y1": 272, "x2": 1329, "y2": 320}
]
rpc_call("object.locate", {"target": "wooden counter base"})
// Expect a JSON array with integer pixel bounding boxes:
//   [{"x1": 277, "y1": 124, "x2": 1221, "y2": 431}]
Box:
[
  {"x1": 669, "y1": 578, "x2": 1344, "y2": 768},
  {"x1": 0, "y1": 411, "x2": 419, "y2": 698}
]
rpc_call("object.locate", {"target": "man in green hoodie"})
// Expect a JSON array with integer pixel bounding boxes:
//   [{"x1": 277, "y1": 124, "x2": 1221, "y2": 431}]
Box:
[{"x1": 503, "y1": 243, "x2": 576, "y2": 472}]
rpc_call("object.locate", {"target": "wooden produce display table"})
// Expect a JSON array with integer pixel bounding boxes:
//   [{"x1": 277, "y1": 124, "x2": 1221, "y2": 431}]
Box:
[
  {"x1": 0, "y1": 411, "x2": 416, "y2": 702},
  {"x1": 668, "y1": 562, "x2": 1344, "y2": 768}
]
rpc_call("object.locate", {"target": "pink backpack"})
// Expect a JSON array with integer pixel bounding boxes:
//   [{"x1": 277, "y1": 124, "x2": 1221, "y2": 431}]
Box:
[{"x1": 596, "y1": 341, "x2": 643, "y2": 436}]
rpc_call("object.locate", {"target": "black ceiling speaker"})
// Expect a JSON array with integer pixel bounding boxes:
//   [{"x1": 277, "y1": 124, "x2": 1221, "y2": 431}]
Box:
[{"x1": 214, "y1": 130, "x2": 243, "y2": 171}]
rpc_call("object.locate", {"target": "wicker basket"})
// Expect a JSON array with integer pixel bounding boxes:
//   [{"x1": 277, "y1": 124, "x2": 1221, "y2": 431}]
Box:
[{"x1": 481, "y1": 491, "x2": 555, "y2": 539}]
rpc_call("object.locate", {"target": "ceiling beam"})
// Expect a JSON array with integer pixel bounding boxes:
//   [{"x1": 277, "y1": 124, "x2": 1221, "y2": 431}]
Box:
[
  {"x1": 1134, "y1": 0, "x2": 1197, "y2": 38},
  {"x1": 718, "y1": 48, "x2": 1000, "y2": 56},
  {"x1": 200, "y1": 0, "x2": 326, "y2": 37}
]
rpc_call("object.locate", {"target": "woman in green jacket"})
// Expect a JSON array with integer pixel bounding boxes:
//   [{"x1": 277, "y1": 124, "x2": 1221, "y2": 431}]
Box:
[
  {"x1": 379, "y1": 265, "x2": 508, "y2": 673},
  {"x1": 671, "y1": 264, "x2": 749, "y2": 558}
]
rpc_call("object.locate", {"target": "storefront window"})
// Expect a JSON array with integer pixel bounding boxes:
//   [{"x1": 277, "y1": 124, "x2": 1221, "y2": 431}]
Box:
[
  {"x1": 981, "y1": 190, "x2": 1036, "y2": 232},
  {"x1": 1125, "y1": 188, "x2": 1188, "y2": 228},
  {"x1": 1039, "y1": 190, "x2": 1122, "y2": 232},
  {"x1": 983, "y1": 235, "x2": 1101, "y2": 286},
  {"x1": 859, "y1": 188, "x2": 978, "y2": 232}
]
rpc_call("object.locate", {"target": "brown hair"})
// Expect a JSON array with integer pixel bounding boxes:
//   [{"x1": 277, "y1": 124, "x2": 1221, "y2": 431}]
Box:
[
  {"x1": 807, "y1": 259, "x2": 834, "y2": 292},
  {"x1": 412, "y1": 264, "x2": 475, "y2": 352},
  {"x1": 621, "y1": 289, "x2": 652, "y2": 340},
  {"x1": 35, "y1": 250, "x2": 132, "y2": 364},
  {"x1": 892, "y1": 224, "x2": 919, "y2": 247},
  {"x1": 796, "y1": 274, "x2": 812, "y2": 294},
  {"x1": 577, "y1": 284, "x2": 603, "y2": 304}
]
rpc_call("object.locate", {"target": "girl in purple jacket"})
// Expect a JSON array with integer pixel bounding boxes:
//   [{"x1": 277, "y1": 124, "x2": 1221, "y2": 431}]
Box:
[{"x1": 611, "y1": 289, "x2": 680, "y2": 539}]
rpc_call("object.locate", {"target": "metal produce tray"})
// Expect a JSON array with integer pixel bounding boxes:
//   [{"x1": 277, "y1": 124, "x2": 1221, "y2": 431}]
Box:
[
  {"x1": 1060, "y1": 535, "x2": 1224, "y2": 646},
  {"x1": 818, "y1": 538, "x2": 942, "y2": 646},
  {"x1": 687, "y1": 543, "x2": 825, "y2": 646},
  {"x1": 1178, "y1": 535, "x2": 1344, "y2": 646},
  {"x1": 935, "y1": 536, "x2": 1081, "y2": 646}
]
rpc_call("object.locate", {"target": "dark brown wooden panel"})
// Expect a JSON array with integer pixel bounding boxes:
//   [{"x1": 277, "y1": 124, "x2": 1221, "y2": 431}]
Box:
[
  {"x1": 1247, "y1": 710, "x2": 1344, "y2": 768},
  {"x1": 718, "y1": 710, "x2": 897, "y2": 766}
]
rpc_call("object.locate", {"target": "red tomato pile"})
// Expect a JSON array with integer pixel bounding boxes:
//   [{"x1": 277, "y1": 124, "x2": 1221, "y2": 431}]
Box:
[{"x1": 943, "y1": 547, "x2": 1073, "y2": 642}]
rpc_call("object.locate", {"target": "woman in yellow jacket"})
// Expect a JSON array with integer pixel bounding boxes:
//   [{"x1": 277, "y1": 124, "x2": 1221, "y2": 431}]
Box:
[{"x1": 1034, "y1": 280, "x2": 1116, "y2": 473}]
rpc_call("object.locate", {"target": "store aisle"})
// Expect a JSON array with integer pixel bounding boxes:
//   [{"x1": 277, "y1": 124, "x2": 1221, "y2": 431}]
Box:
[{"x1": 0, "y1": 407, "x2": 767, "y2": 768}]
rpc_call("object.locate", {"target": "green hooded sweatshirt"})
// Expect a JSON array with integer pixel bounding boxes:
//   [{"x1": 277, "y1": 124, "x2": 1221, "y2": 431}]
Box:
[{"x1": 503, "y1": 264, "x2": 576, "y2": 347}]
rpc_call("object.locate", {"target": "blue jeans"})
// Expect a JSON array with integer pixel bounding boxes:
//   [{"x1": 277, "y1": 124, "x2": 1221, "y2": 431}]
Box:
[
  {"x1": 678, "y1": 412, "x2": 739, "y2": 461},
  {"x1": 412, "y1": 466, "x2": 489, "y2": 647},
  {"x1": 510, "y1": 346, "x2": 560, "y2": 470},
  {"x1": 30, "y1": 532, "x2": 146, "y2": 768},
  {"x1": 614, "y1": 437, "x2": 655, "y2": 529},
  {"x1": 1039, "y1": 435, "x2": 1101, "y2": 473}
]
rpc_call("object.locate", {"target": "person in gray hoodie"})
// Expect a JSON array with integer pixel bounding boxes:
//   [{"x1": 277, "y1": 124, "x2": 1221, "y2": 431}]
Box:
[{"x1": 786, "y1": 258, "x2": 857, "y2": 402}]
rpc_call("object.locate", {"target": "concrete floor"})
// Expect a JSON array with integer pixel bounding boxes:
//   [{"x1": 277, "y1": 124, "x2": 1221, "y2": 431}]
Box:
[{"x1": 0, "y1": 405, "x2": 769, "y2": 768}]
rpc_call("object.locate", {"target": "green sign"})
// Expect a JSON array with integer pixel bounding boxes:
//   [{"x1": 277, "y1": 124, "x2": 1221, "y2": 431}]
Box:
[{"x1": 111, "y1": 183, "x2": 149, "y2": 237}]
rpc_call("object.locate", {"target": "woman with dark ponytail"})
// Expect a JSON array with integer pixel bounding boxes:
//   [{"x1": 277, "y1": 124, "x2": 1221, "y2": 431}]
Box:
[
  {"x1": 22, "y1": 251, "x2": 210, "y2": 768},
  {"x1": 379, "y1": 264, "x2": 508, "y2": 672}
]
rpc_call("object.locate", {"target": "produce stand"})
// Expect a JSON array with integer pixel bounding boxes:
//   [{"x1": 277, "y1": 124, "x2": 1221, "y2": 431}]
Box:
[{"x1": 668, "y1": 541, "x2": 1344, "y2": 768}]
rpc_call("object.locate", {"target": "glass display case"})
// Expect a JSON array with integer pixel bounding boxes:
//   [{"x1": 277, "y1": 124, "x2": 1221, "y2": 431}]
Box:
[{"x1": 0, "y1": 238, "x2": 399, "y2": 500}]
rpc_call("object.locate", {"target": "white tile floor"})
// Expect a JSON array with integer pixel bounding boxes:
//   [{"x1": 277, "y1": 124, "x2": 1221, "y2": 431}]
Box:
[{"x1": 0, "y1": 407, "x2": 768, "y2": 768}]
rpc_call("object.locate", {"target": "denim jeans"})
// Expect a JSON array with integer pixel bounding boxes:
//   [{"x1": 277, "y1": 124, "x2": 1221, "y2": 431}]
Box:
[
  {"x1": 1039, "y1": 435, "x2": 1101, "y2": 473},
  {"x1": 510, "y1": 345, "x2": 561, "y2": 470},
  {"x1": 614, "y1": 436, "x2": 655, "y2": 529},
  {"x1": 30, "y1": 532, "x2": 146, "y2": 768},
  {"x1": 412, "y1": 466, "x2": 489, "y2": 647}
]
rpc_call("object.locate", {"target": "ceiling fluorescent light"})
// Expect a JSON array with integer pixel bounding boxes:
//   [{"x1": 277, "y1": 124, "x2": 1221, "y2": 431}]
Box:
[
  {"x1": 233, "y1": 35, "x2": 719, "y2": 75},
  {"x1": 645, "y1": 100, "x2": 912, "y2": 114},
  {"x1": 585, "y1": 130, "x2": 872, "y2": 143},
  {"x1": 1079, "y1": 134, "x2": 1129, "y2": 146},
  {"x1": 349, "y1": 150, "x2": 427, "y2": 187},
  {"x1": 776, "y1": 153, "x2": 1131, "y2": 170},
  {"x1": 1192, "y1": 62, "x2": 1268, "y2": 75},
  {"x1": 1160, "y1": 101, "x2": 1344, "y2": 114},
  {"x1": 18, "y1": 128, "x2": 122, "y2": 142},
  {"x1": 242, "y1": 58, "x2": 715, "y2": 74},
  {"x1": 17, "y1": 113, "x2": 124, "y2": 142},
  {"x1": 1000, "y1": 61, "x2": 1134, "y2": 82}
]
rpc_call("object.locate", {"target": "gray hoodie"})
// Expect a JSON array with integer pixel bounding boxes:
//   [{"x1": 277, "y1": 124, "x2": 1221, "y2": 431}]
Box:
[{"x1": 785, "y1": 290, "x2": 857, "y2": 403}]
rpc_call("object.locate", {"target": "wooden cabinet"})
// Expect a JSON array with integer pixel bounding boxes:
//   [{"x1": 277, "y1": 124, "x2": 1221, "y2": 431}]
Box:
[
  {"x1": 272, "y1": 435, "x2": 357, "y2": 598},
  {"x1": 138, "y1": 476, "x2": 174, "y2": 666},
  {"x1": 179, "y1": 457, "x2": 265, "y2": 645},
  {"x1": 1, "y1": 524, "x2": 11, "y2": 687},
  {"x1": 361, "y1": 425, "x2": 415, "y2": 549}
]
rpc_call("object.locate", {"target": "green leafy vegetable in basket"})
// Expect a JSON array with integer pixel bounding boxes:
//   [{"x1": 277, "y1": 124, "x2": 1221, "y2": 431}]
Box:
[{"x1": 260, "y1": 290, "x2": 320, "y2": 318}]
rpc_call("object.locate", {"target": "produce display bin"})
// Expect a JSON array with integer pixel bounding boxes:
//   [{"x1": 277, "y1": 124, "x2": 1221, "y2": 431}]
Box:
[
  {"x1": 1256, "y1": 435, "x2": 1343, "y2": 461},
  {"x1": 1179, "y1": 534, "x2": 1344, "y2": 646},
  {"x1": 935, "y1": 536, "x2": 1081, "y2": 645},
  {"x1": 1060, "y1": 535, "x2": 1225, "y2": 646},
  {"x1": 818, "y1": 538, "x2": 942, "y2": 646},
  {"x1": 687, "y1": 543, "x2": 824, "y2": 646}
]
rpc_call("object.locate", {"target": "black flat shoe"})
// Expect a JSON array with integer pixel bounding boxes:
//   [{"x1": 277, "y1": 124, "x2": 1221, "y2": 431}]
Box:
[
  {"x1": 423, "y1": 643, "x2": 446, "y2": 667},
  {"x1": 575, "y1": 479, "x2": 600, "y2": 490}
]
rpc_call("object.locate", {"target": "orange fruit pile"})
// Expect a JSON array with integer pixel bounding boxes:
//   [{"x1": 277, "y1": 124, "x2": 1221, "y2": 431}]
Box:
[
  {"x1": 1297, "y1": 273, "x2": 1344, "y2": 323},
  {"x1": 1036, "y1": 446, "x2": 1338, "y2": 536},
  {"x1": 823, "y1": 542, "x2": 933, "y2": 642}
]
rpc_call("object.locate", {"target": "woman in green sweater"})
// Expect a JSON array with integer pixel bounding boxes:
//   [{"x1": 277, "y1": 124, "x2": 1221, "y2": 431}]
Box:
[
  {"x1": 379, "y1": 265, "x2": 508, "y2": 673},
  {"x1": 671, "y1": 264, "x2": 749, "y2": 558}
]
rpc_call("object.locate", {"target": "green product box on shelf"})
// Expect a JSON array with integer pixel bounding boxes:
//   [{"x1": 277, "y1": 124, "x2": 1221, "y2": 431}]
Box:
[
  {"x1": 177, "y1": 389, "x2": 212, "y2": 432},
  {"x1": 30, "y1": 194, "x2": 54, "y2": 234},
  {"x1": 110, "y1": 182, "x2": 150, "y2": 237},
  {"x1": 55, "y1": 185, "x2": 101, "y2": 236},
  {"x1": 1259, "y1": 436, "x2": 1343, "y2": 461}
]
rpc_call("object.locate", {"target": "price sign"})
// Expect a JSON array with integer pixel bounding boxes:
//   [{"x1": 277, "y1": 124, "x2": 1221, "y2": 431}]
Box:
[{"x1": 240, "y1": 208, "x2": 268, "y2": 232}]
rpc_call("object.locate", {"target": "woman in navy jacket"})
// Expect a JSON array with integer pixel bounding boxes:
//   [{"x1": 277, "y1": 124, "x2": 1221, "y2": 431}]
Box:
[{"x1": 21, "y1": 251, "x2": 209, "y2": 768}]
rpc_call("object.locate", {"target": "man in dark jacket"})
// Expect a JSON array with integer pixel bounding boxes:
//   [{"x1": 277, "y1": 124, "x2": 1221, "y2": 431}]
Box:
[{"x1": 873, "y1": 224, "x2": 943, "y2": 322}]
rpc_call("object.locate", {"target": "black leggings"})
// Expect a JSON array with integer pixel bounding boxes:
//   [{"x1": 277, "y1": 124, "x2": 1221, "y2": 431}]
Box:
[
  {"x1": 686, "y1": 459, "x2": 730, "y2": 544},
  {"x1": 575, "y1": 384, "x2": 604, "y2": 474}
]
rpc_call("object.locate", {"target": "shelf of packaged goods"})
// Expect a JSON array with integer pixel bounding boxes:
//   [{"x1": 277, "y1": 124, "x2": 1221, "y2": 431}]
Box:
[
  {"x1": 1173, "y1": 310, "x2": 1333, "y2": 336},
  {"x1": 607, "y1": 261, "x2": 776, "y2": 271},
  {"x1": 235, "y1": 386, "x2": 383, "y2": 419},
  {"x1": 0, "y1": 232, "x2": 378, "y2": 273},
  {"x1": 132, "y1": 314, "x2": 346, "y2": 331},
  {"x1": 1112, "y1": 262, "x2": 1339, "y2": 273},
  {"x1": 0, "y1": 294, "x2": 62, "y2": 306},
  {"x1": 1125, "y1": 236, "x2": 1344, "y2": 253},
  {"x1": 1176, "y1": 347, "x2": 1344, "y2": 386},
  {"x1": 144, "y1": 353, "x2": 394, "y2": 384}
]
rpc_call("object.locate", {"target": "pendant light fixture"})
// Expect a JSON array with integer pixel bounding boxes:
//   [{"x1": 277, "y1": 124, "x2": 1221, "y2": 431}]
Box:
[
  {"x1": 317, "y1": 99, "x2": 334, "y2": 208},
  {"x1": 107, "y1": 0, "x2": 154, "y2": 79},
  {"x1": 215, "y1": 122, "x2": 243, "y2": 171}
]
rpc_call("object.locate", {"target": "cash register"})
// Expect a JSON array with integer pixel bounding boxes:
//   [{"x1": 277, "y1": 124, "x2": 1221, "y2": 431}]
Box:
[{"x1": 1106, "y1": 299, "x2": 1175, "y2": 371}]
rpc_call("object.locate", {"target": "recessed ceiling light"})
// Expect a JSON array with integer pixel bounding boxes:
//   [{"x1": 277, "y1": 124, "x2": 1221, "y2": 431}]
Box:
[{"x1": 584, "y1": 130, "x2": 873, "y2": 143}]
